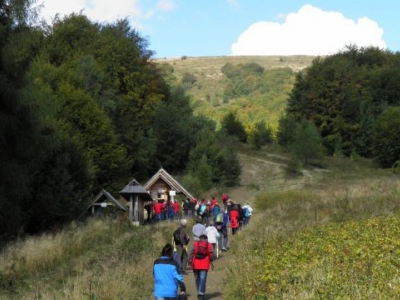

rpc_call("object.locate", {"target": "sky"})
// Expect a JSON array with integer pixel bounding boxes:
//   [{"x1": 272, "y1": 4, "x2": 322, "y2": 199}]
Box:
[{"x1": 38, "y1": 0, "x2": 400, "y2": 58}]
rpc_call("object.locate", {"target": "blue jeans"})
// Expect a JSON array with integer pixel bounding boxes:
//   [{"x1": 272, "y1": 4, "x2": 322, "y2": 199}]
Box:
[
  {"x1": 193, "y1": 270, "x2": 208, "y2": 295},
  {"x1": 217, "y1": 230, "x2": 228, "y2": 250}
]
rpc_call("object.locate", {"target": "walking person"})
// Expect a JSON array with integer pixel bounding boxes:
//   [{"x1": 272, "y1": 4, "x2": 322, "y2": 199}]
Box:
[
  {"x1": 192, "y1": 217, "x2": 206, "y2": 241},
  {"x1": 242, "y1": 202, "x2": 253, "y2": 226},
  {"x1": 229, "y1": 205, "x2": 240, "y2": 235},
  {"x1": 191, "y1": 234, "x2": 213, "y2": 300},
  {"x1": 188, "y1": 217, "x2": 206, "y2": 268},
  {"x1": 215, "y1": 211, "x2": 229, "y2": 252},
  {"x1": 204, "y1": 220, "x2": 220, "y2": 259},
  {"x1": 173, "y1": 219, "x2": 190, "y2": 274},
  {"x1": 153, "y1": 243, "x2": 187, "y2": 300}
]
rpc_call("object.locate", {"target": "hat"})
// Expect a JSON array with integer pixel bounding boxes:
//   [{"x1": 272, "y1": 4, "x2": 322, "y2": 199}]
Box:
[{"x1": 180, "y1": 219, "x2": 187, "y2": 226}]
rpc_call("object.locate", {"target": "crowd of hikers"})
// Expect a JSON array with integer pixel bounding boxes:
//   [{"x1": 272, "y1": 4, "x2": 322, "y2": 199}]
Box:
[{"x1": 152, "y1": 193, "x2": 253, "y2": 300}]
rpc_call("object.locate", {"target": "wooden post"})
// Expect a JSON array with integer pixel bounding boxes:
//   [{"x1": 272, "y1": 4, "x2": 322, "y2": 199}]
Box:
[
  {"x1": 133, "y1": 194, "x2": 139, "y2": 226},
  {"x1": 129, "y1": 194, "x2": 133, "y2": 223}
]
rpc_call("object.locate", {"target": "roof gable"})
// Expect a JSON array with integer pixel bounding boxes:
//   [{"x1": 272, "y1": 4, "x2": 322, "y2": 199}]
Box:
[
  {"x1": 120, "y1": 179, "x2": 152, "y2": 201},
  {"x1": 144, "y1": 168, "x2": 194, "y2": 200},
  {"x1": 88, "y1": 189, "x2": 126, "y2": 211}
]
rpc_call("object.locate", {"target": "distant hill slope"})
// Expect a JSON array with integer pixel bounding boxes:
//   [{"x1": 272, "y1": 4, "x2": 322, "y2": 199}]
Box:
[{"x1": 154, "y1": 55, "x2": 315, "y2": 132}]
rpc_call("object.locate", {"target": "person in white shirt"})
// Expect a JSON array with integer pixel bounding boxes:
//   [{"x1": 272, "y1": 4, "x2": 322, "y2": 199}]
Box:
[
  {"x1": 204, "y1": 220, "x2": 220, "y2": 259},
  {"x1": 242, "y1": 202, "x2": 253, "y2": 226}
]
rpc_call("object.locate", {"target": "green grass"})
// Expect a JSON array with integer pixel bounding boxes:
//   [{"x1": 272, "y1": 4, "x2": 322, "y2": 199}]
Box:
[{"x1": 222, "y1": 156, "x2": 400, "y2": 299}]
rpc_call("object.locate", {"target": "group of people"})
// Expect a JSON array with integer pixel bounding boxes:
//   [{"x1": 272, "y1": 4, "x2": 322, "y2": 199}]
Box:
[{"x1": 152, "y1": 194, "x2": 253, "y2": 300}]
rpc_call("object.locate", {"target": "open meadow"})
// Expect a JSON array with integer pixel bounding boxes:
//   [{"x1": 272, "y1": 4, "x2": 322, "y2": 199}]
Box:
[{"x1": 1, "y1": 144, "x2": 400, "y2": 299}]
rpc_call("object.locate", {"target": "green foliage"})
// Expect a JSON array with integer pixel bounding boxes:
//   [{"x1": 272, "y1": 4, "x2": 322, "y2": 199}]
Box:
[
  {"x1": 289, "y1": 119, "x2": 322, "y2": 165},
  {"x1": 187, "y1": 126, "x2": 241, "y2": 188},
  {"x1": 373, "y1": 106, "x2": 400, "y2": 167},
  {"x1": 181, "y1": 71, "x2": 197, "y2": 89},
  {"x1": 221, "y1": 111, "x2": 247, "y2": 142},
  {"x1": 221, "y1": 62, "x2": 265, "y2": 98},
  {"x1": 277, "y1": 115, "x2": 297, "y2": 147},
  {"x1": 249, "y1": 120, "x2": 273, "y2": 149},
  {"x1": 285, "y1": 46, "x2": 400, "y2": 160},
  {"x1": 153, "y1": 86, "x2": 197, "y2": 172},
  {"x1": 190, "y1": 155, "x2": 213, "y2": 192},
  {"x1": 251, "y1": 216, "x2": 400, "y2": 298}
]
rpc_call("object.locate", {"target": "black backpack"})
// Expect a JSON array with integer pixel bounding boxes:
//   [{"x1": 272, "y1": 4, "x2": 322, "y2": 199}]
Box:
[{"x1": 173, "y1": 228, "x2": 181, "y2": 245}]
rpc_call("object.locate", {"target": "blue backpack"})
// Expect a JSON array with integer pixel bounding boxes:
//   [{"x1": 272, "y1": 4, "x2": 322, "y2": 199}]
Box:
[{"x1": 243, "y1": 207, "x2": 250, "y2": 217}]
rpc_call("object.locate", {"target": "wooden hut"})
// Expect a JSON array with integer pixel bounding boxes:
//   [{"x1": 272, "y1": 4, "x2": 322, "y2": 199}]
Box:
[
  {"x1": 87, "y1": 189, "x2": 126, "y2": 217},
  {"x1": 144, "y1": 168, "x2": 194, "y2": 203},
  {"x1": 120, "y1": 179, "x2": 152, "y2": 226}
]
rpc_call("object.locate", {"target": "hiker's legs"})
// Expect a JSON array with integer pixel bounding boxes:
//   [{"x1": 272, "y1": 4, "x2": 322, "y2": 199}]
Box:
[
  {"x1": 223, "y1": 233, "x2": 229, "y2": 249},
  {"x1": 212, "y1": 243, "x2": 217, "y2": 259},
  {"x1": 176, "y1": 245, "x2": 185, "y2": 271},
  {"x1": 217, "y1": 234, "x2": 222, "y2": 251},
  {"x1": 197, "y1": 270, "x2": 208, "y2": 296},
  {"x1": 181, "y1": 248, "x2": 188, "y2": 269}
]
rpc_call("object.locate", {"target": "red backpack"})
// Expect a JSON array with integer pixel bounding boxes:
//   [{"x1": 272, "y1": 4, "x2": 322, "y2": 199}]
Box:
[{"x1": 194, "y1": 236, "x2": 209, "y2": 259}]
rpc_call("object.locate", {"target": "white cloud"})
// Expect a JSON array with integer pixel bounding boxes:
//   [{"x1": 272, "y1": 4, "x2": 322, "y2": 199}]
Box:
[{"x1": 231, "y1": 5, "x2": 387, "y2": 56}]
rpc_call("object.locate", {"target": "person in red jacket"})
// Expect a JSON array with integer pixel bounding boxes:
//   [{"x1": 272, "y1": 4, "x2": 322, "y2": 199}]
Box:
[
  {"x1": 174, "y1": 200, "x2": 180, "y2": 220},
  {"x1": 229, "y1": 205, "x2": 240, "y2": 235},
  {"x1": 191, "y1": 234, "x2": 213, "y2": 300},
  {"x1": 154, "y1": 201, "x2": 162, "y2": 221}
]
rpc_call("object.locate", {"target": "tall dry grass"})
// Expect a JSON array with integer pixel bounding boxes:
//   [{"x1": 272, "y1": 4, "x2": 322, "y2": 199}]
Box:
[{"x1": 0, "y1": 217, "x2": 180, "y2": 299}]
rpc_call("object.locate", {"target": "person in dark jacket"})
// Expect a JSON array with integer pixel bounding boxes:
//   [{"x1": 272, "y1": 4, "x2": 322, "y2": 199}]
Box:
[
  {"x1": 153, "y1": 243, "x2": 186, "y2": 300},
  {"x1": 175, "y1": 219, "x2": 190, "y2": 274},
  {"x1": 215, "y1": 211, "x2": 229, "y2": 252}
]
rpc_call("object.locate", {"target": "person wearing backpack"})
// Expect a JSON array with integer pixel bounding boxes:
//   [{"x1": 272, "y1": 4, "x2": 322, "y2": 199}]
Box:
[
  {"x1": 191, "y1": 234, "x2": 213, "y2": 300},
  {"x1": 173, "y1": 219, "x2": 190, "y2": 274},
  {"x1": 215, "y1": 211, "x2": 229, "y2": 252},
  {"x1": 242, "y1": 202, "x2": 253, "y2": 226},
  {"x1": 211, "y1": 203, "x2": 221, "y2": 223},
  {"x1": 153, "y1": 243, "x2": 186, "y2": 300},
  {"x1": 229, "y1": 205, "x2": 240, "y2": 235},
  {"x1": 204, "y1": 220, "x2": 220, "y2": 259}
]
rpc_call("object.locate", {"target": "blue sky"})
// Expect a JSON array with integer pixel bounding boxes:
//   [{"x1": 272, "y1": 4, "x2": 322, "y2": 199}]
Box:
[{"x1": 39, "y1": 0, "x2": 400, "y2": 58}]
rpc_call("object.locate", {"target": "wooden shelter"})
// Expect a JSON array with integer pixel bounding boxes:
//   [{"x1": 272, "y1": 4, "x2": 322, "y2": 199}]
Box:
[
  {"x1": 144, "y1": 168, "x2": 194, "y2": 203},
  {"x1": 87, "y1": 189, "x2": 126, "y2": 217},
  {"x1": 120, "y1": 179, "x2": 152, "y2": 226}
]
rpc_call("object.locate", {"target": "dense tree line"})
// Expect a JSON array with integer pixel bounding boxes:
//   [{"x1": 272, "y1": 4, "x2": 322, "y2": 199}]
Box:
[
  {"x1": 279, "y1": 46, "x2": 400, "y2": 167},
  {"x1": 0, "y1": 1, "x2": 240, "y2": 239}
]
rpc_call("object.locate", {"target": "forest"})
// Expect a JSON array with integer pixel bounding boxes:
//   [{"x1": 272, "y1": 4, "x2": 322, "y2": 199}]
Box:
[{"x1": 0, "y1": 1, "x2": 241, "y2": 239}]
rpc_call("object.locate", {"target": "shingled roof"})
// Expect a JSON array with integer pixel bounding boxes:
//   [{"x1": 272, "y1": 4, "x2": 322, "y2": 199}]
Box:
[{"x1": 120, "y1": 179, "x2": 152, "y2": 201}]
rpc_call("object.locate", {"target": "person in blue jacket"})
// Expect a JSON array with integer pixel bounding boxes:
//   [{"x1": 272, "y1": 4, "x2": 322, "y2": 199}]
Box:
[{"x1": 153, "y1": 243, "x2": 186, "y2": 300}]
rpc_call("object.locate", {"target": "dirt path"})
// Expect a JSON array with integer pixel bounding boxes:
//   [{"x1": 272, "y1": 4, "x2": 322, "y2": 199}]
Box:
[
  {"x1": 183, "y1": 240, "x2": 232, "y2": 299},
  {"x1": 183, "y1": 150, "x2": 327, "y2": 299}
]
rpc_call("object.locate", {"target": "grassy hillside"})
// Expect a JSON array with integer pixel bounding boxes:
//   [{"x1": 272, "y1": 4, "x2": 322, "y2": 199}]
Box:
[
  {"x1": 2, "y1": 145, "x2": 400, "y2": 299},
  {"x1": 154, "y1": 55, "x2": 315, "y2": 132}
]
